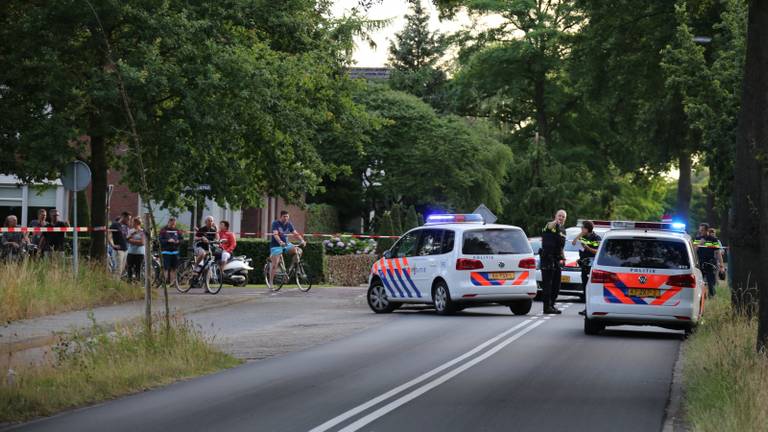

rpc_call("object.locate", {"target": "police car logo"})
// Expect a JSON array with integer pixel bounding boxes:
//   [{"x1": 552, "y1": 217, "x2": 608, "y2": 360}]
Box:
[
  {"x1": 499, "y1": 262, "x2": 505, "y2": 268},
  {"x1": 638, "y1": 276, "x2": 648, "y2": 285}
]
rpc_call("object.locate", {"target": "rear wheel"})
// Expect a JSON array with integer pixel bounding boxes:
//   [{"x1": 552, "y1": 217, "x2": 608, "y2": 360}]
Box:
[
  {"x1": 208, "y1": 266, "x2": 223, "y2": 294},
  {"x1": 584, "y1": 317, "x2": 605, "y2": 335},
  {"x1": 176, "y1": 261, "x2": 194, "y2": 293},
  {"x1": 368, "y1": 280, "x2": 396, "y2": 313},
  {"x1": 433, "y1": 281, "x2": 456, "y2": 315},
  {"x1": 202, "y1": 266, "x2": 211, "y2": 294},
  {"x1": 509, "y1": 299, "x2": 533, "y2": 315}
]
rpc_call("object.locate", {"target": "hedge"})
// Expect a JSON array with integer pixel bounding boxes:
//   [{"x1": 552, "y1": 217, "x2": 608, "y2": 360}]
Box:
[
  {"x1": 327, "y1": 255, "x2": 377, "y2": 286},
  {"x1": 74, "y1": 237, "x2": 327, "y2": 284},
  {"x1": 306, "y1": 203, "x2": 340, "y2": 234},
  {"x1": 375, "y1": 237, "x2": 397, "y2": 255}
]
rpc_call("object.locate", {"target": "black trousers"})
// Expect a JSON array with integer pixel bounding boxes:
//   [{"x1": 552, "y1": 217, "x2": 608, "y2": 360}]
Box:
[
  {"x1": 541, "y1": 267, "x2": 562, "y2": 308},
  {"x1": 126, "y1": 253, "x2": 144, "y2": 282},
  {"x1": 581, "y1": 266, "x2": 591, "y2": 294}
]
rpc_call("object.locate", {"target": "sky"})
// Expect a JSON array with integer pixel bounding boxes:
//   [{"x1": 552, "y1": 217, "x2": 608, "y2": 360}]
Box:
[{"x1": 330, "y1": 0, "x2": 499, "y2": 67}]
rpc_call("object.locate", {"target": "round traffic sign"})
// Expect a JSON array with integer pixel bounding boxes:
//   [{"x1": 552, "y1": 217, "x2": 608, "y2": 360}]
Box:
[{"x1": 61, "y1": 160, "x2": 92, "y2": 192}]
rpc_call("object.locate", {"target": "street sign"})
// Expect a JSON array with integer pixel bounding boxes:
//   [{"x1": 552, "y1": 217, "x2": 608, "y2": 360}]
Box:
[
  {"x1": 61, "y1": 160, "x2": 91, "y2": 192},
  {"x1": 473, "y1": 204, "x2": 497, "y2": 224},
  {"x1": 183, "y1": 184, "x2": 211, "y2": 192}
]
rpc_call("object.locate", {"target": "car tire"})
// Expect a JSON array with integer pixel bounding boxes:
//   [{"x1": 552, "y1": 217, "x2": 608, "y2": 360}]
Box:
[
  {"x1": 584, "y1": 317, "x2": 604, "y2": 335},
  {"x1": 683, "y1": 324, "x2": 696, "y2": 338},
  {"x1": 433, "y1": 281, "x2": 456, "y2": 315},
  {"x1": 509, "y1": 299, "x2": 533, "y2": 315},
  {"x1": 534, "y1": 283, "x2": 543, "y2": 301},
  {"x1": 367, "y1": 280, "x2": 397, "y2": 314}
]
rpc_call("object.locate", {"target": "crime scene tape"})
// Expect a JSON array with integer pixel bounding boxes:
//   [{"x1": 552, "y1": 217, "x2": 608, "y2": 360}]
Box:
[{"x1": 0, "y1": 226, "x2": 401, "y2": 239}]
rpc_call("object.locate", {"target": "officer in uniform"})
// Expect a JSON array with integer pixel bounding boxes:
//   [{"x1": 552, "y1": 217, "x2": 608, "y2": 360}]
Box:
[
  {"x1": 572, "y1": 220, "x2": 601, "y2": 316},
  {"x1": 694, "y1": 223, "x2": 724, "y2": 298},
  {"x1": 540, "y1": 209, "x2": 567, "y2": 314}
]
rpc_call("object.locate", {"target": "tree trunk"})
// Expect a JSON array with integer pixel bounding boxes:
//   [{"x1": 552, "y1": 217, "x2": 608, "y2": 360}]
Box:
[
  {"x1": 705, "y1": 185, "x2": 718, "y2": 227},
  {"x1": 732, "y1": 0, "x2": 766, "y2": 328},
  {"x1": 675, "y1": 152, "x2": 692, "y2": 226},
  {"x1": 89, "y1": 134, "x2": 107, "y2": 260},
  {"x1": 740, "y1": 0, "x2": 768, "y2": 352}
]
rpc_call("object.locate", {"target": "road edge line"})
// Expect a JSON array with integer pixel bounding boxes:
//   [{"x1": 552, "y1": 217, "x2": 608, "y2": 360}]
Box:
[{"x1": 662, "y1": 341, "x2": 687, "y2": 432}]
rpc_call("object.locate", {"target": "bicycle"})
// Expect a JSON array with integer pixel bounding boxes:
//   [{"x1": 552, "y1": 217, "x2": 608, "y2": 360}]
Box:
[
  {"x1": 176, "y1": 242, "x2": 223, "y2": 294},
  {"x1": 263, "y1": 246, "x2": 312, "y2": 292}
]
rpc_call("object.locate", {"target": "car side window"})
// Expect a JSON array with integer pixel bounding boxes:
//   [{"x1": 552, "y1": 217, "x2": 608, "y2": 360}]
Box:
[
  {"x1": 391, "y1": 230, "x2": 421, "y2": 258},
  {"x1": 417, "y1": 229, "x2": 444, "y2": 256},
  {"x1": 441, "y1": 230, "x2": 455, "y2": 254}
]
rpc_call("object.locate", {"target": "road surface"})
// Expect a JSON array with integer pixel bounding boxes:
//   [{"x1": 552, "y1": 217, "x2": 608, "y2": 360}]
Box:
[{"x1": 8, "y1": 298, "x2": 682, "y2": 432}]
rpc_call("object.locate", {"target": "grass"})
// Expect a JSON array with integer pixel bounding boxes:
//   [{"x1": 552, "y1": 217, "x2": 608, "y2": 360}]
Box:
[
  {"x1": 683, "y1": 285, "x2": 768, "y2": 432},
  {"x1": 0, "y1": 315, "x2": 241, "y2": 423},
  {"x1": 0, "y1": 260, "x2": 143, "y2": 322}
]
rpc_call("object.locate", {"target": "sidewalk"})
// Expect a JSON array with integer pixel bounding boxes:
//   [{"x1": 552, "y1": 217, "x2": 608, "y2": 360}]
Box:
[{"x1": 1, "y1": 290, "x2": 267, "y2": 367}]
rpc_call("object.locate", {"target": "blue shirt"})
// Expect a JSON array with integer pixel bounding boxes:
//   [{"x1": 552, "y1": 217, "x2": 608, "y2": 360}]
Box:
[{"x1": 270, "y1": 220, "x2": 295, "y2": 247}]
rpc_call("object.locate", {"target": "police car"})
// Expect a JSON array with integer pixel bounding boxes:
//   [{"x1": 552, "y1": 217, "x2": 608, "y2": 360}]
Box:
[
  {"x1": 367, "y1": 214, "x2": 538, "y2": 315},
  {"x1": 583, "y1": 221, "x2": 705, "y2": 335}
]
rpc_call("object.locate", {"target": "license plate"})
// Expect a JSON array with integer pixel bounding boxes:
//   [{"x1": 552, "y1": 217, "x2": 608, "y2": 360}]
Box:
[
  {"x1": 561, "y1": 275, "x2": 570, "y2": 283},
  {"x1": 628, "y1": 288, "x2": 661, "y2": 298},
  {"x1": 488, "y1": 272, "x2": 516, "y2": 280}
]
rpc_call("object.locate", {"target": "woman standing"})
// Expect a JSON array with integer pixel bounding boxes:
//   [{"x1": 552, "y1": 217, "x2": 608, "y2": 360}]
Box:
[{"x1": 126, "y1": 218, "x2": 146, "y2": 283}]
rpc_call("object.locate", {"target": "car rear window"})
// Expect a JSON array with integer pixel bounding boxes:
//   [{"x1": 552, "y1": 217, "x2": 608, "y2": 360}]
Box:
[
  {"x1": 462, "y1": 229, "x2": 531, "y2": 255},
  {"x1": 597, "y1": 238, "x2": 691, "y2": 269}
]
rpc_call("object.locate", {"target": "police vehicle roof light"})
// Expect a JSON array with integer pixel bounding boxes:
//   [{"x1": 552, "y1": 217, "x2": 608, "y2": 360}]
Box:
[
  {"x1": 671, "y1": 222, "x2": 686, "y2": 231},
  {"x1": 425, "y1": 213, "x2": 484, "y2": 225}
]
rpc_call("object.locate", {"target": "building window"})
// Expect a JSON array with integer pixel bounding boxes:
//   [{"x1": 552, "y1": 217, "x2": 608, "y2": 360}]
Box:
[{"x1": 0, "y1": 186, "x2": 23, "y2": 224}]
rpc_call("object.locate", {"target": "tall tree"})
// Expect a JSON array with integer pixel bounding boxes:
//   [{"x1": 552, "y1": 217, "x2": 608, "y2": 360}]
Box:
[
  {"x1": 388, "y1": 1, "x2": 447, "y2": 109},
  {"x1": 733, "y1": 0, "x2": 768, "y2": 349}
]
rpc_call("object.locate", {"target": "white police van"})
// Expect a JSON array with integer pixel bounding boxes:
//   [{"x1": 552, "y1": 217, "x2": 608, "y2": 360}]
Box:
[
  {"x1": 583, "y1": 221, "x2": 705, "y2": 335},
  {"x1": 367, "y1": 214, "x2": 538, "y2": 315}
]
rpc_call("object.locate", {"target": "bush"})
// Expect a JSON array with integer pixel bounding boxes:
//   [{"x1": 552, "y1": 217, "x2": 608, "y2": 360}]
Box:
[
  {"x1": 375, "y1": 237, "x2": 397, "y2": 255},
  {"x1": 233, "y1": 238, "x2": 327, "y2": 284},
  {"x1": 327, "y1": 255, "x2": 378, "y2": 286},
  {"x1": 306, "y1": 204, "x2": 340, "y2": 234},
  {"x1": 323, "y1": 236, "x2": 377, "y2": 256}
]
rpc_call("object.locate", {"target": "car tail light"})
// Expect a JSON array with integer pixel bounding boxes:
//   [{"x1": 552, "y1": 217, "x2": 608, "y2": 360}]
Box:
[
  {"x1": 591, "y1": 270, "x2": 617, "y2": 284},
  {"x1": 456, "y1": 258, "x2": 484, "y2": 270},
  {"x1": 518, "y1": 258, "x2": 536, "y2": 269},
  {"x1": 668, "y1": 274, "x2": 696, "y2": 288}
]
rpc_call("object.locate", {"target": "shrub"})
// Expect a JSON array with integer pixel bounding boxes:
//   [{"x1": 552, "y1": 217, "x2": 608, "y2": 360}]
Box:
[
  {"x1": 233, "y1": 238, "x2": 327, "y2": 284},
  {"x1": 375, "y1": 237, "x2": 397, "y2": 255},
  {"x1": 327, "y1": 255, "x2": 378, "y2": 286},
  {"x1": 322, "y1": 236, "x2": 377, "y2": 256},
  {"x1": 306, "y1": 204, "x2": 340, "y2": 234}
]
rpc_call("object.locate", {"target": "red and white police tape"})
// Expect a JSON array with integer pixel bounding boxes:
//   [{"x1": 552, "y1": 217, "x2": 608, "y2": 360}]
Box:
[{"x1": 0, "y1": 226, "x2": 400, "y2": 239}]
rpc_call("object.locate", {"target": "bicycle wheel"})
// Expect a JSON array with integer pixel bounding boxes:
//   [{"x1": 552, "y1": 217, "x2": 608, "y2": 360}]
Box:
[
  {"x1": 276, "y1": 258, "x2": 289, "y2": 291},
  {"x1": 296, "y1": 261, "x2": 312, "y2": 292},
  {"x1": 176, "y1": 260, "x2": 194, "y2": 293},
  {"x1": 208, "y1": 265, "x2": 223, "y2": 294},
  {"x1": 202, "y1": 265, "x2": 211, "y2": 293}
]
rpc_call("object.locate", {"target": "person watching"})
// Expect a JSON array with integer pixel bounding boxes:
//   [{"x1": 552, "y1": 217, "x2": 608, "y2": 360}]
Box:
[
  {"x1": 29, "y1": 208, "x2": 48, "y2": 255},
  {"x1": 573, "y1": 220, "x2": 601, "y2": 316},
  {"x1": 42, "y1": 209, "x2": 69, "y2": 257},
  {"x1": 1, "y1": 215, "x2": 29, "y2": 259},
  {"x1": 218, "y1": 220, "x2": 237, "y2": 272},
  {"x1": 159, "y1": 217, "x2": 183, "y2": 285},
  {"x1": 194, "y1": 216, "x2": 218, "y2": 273},
  {"x1": 109, "y1": 212, "x2": 131, "y2": 277}
]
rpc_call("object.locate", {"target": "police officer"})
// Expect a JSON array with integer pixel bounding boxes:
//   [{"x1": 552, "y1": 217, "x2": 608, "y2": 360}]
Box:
[
  {"x1": 573, "y1": 220, "x2": 601, "y2": 316},
  {"x1": 540, "y1": 209, "x2": 567, "y2": 314},
  {"x1": 694, "y1": 223, "x2": 724, "y2": 298}
]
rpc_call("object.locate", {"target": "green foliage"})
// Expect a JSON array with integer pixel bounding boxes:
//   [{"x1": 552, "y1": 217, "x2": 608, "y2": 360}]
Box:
[
  {"x1": 322, "y1": 236, "x2": 377, "y2": 256},
  {"x1": 404, "y1": 205, "x2": 420, "y2": 231},
  {"x1": 388, "y1": 1, "x2": 448, "y2": 109},
  {"x1": 232, "y1": 238, "x2": 327, "y2": 284},
  {"x1": 306, "y1": 204, "x2": 340, "y2": 234}
]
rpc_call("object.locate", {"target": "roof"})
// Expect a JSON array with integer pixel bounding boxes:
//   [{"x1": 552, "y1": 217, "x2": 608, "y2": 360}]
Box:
[
  {"x1": 602, "y1": 229, "x2": 691, "y2": 241},
  {"x1": 410, "y1": 223, "x2": 524, "y2": 232}
]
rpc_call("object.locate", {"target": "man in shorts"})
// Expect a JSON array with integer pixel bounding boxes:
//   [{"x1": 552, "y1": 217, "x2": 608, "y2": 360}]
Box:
[
  {"x1": 159, "y1": 217, "x2": 183, "y2": 284},
  {"x1": 268, "y1": 210, "x2": 306, "y2": 289}
]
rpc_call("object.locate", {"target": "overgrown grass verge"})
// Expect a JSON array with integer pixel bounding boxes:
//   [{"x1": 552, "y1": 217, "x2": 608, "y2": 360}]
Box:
[
  {"x1": 0, "y1": 315, "x2": 241, "y2": 423},
  {"x1": 683, "y1": 286, "x2": 768, "y2": 431},
  {"x1": 0, "y1": 260, "x2": 143, "y2": 322}
]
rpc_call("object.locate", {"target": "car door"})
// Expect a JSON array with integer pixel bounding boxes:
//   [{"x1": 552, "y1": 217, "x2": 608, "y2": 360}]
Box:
[
  {"x1": 409, "y1": 229, "x2": 446, "y2": 297},
  {"x1": 383, "y1": 230, "x2": 422, "y2": 299}
]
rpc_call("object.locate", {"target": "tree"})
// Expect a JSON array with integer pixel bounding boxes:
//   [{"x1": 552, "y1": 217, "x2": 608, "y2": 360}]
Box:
[
  {"x1": 732, "y1": 0, "x2": 768, "y2": 350},
  {"x1": 0, "y1": 0, "x2": 371, "y2": 258},
  {"x1": 388, "y1": 1, "x2": 448, "y2": 109}
]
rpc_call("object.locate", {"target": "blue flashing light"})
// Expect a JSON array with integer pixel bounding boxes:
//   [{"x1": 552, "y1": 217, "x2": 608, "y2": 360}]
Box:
[
  {"x1": 425, "y1": 213, "x2": 484, "y2": 225},
  {"x1": 671, "y1": 222, "x2": 686, "y2": 231}
]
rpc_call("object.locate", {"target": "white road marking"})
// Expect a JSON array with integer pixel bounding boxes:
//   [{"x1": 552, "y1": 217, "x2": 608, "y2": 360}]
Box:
[
  {"x1": 338, "y1": 320, "x2": 547, "y2": 432},
  {"x1": 308, "y1": 318, "x2": 540, "y2": 432}
]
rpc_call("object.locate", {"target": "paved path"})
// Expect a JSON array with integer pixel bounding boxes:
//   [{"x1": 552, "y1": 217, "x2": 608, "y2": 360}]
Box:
[{"x1": 6, "y1": 295, "x2": 682, "y2": 432}]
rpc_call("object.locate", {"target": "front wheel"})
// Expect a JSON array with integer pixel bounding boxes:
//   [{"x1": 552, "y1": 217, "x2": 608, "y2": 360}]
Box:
[
  {"x1": 208, "y1": 266, "x2": 223, "y2": 294},
  {"x1": 175, "y1": 261, "x2": 194, "y2": 293},
  {"x1": 368, "y1": 281, "x2": 396, "y2": 313},
  {"x1": 296, "y1": 262, "x2": 312, "y2": 292},
  {"x1": 584, "y1": 317, "x2": 605, "y2": 335},
  {"x1": 433, "y1": 281, "x2": 456, "y2": 315},
  {"x1": 509, "y1": 299, "x2": 533, "y2": 315}
]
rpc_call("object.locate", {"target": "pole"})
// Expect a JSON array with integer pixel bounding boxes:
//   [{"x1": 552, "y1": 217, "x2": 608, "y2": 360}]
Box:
[
  {"x1": 73, "y1": 171, "x2": 78, "y2": 276},
  {"x1": 144, "y1": 212, "x2": 152, "y2": 335},
  {"x1": 106, "y1": 184, "x2": 113, "y2": 272}
]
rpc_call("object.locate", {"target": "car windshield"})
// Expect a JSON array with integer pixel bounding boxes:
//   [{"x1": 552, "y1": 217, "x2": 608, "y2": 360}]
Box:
[
  {"x1": 596, "y1": 238, "x2": 691, "y2": 269},
  {"x1": 529, "y1": 239, "x2": 542, "y2": 253},
  {"x1": 463, "y1": 229, "x2": 531, "y2": 255}
]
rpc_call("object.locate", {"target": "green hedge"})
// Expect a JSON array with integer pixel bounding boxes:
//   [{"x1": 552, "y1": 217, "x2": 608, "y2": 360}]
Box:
[
  {"x1": 306, "y1": 203, "x2": 340, "y2": 234},
  {"x1": 375, "y1": 237, "x2": 397, "y2": 255},
  {"x1": 233, "y1": 238, "x2": 327, "y2": 284}
]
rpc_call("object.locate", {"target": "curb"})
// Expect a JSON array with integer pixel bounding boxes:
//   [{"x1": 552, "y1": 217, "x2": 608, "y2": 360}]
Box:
[
  {"x1": 0, "y1": 294, "x2": 262, "y2": 358},
  {"x1": 663, "y1": 341, "x2": 689, "y2": 432}
]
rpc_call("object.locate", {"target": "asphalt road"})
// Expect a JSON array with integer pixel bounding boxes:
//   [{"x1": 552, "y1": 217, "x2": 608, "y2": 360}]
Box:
[{"x1": 9, "y1": 298, "x2": 682, "y2": 432}]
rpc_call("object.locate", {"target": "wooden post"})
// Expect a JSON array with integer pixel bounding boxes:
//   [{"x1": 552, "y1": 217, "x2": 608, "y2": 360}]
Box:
[{"x1": 144, "y1": 212, "x2": 152, "y2": 336}]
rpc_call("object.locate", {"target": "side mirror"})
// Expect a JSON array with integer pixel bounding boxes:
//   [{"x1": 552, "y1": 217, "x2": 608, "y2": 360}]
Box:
[{"x1": 383, "y1": 250, "x2": 392, "y2": 259}]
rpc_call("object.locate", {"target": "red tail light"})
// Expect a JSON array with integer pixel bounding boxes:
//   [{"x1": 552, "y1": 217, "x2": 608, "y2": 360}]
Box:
[
  {"x1": 591, "y1": 270, "x2": 617, "y2": 284},
  {"x1": 668, "y1": 274, "x2": 696, "y2": 288},
  {"x1": 518, "y1": 258, "x2": 536, "y2": 269},
  {"x1": 456, "y1": 258, "x2": 484, "y2": 270}
]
